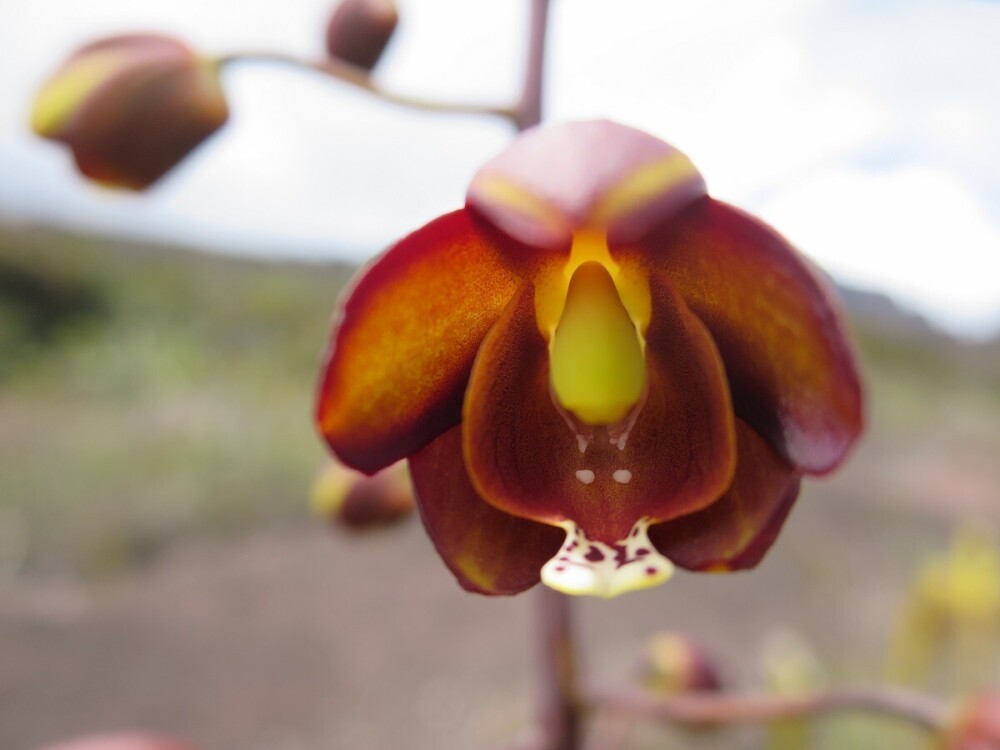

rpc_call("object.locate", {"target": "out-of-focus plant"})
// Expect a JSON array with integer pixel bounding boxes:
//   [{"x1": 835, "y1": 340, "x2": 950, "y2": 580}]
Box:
[
  {"x1": 761, "y1": 630, "x2": 826, "y2": 750},
  {"x1": 940, "y1": 691, "x2": 1000, "y2": 750},
  {"x1": 888, "y1": 524, "x2": 1000, "y2": 691}
]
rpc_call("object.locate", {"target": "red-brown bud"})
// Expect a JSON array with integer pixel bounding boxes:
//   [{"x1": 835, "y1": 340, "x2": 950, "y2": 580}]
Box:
[
  {"x1": 36, "y1": 733, "x2": 196, "y2": 750},
  {"x1": 311, "y1": 459, "x2": 415, "y2": 531},
  {"x1": 942, "y1": 692, "x2": 1000, "y2": 750},
  {"x1": 325, "y1": 0, "x2": 399, "y2": 70},
  {"x1": 32, "y1": 34, "x2": 229, "y2": 190},
  {"x1": 640, "y1": 632, "x2": 723, "y2": 694}
]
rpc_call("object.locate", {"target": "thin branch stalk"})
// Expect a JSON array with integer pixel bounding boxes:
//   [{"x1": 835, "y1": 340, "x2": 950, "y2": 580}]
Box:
[
  {"x1": 585, "y1": 685, "x2": 952, "y2": 733},
  {"x1": 516, "y1": 0, "x2": 552, "y2": 130},
  {"x1": 217, "y1": 51, "x2": 517, "y2": 121}
]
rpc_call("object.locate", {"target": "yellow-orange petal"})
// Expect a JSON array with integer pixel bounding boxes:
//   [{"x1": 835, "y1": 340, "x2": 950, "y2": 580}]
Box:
[
  {"x1": 408, "y1": 425, "x2": 564, "y2": 595},
  {"x1": 648, "y1": 420, "x2": 800, "y2": 572},
  {"x1": 618, "y1": 197, "x2": 863, "y2": 474},
  {"x1": 462, "y1": 274, "x2": 736, "y2": 545},
  {"x1": 317, "y1": 209, "x2": 547, "y2": 474},
  {"x1": 467, "y1": 120, "x2": 706, "y2": 250}
]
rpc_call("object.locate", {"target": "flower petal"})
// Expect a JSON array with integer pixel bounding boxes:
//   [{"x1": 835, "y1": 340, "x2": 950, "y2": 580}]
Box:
[
  {"x1": 619, "y1": 197, "x2": 863, "y2": 474},
  {"x1": 467, "y1": 120, "x2": 706, "y2": 249},
  {"x1": 408, "y1": 425, "x2": 563, "y2": 595},
  {"x1": 649, "y1": 419, "x2": 800, "y2": 571},
  {"x1": 317, "y1": 209, "x2": 543, "y2": 474},
  {"x1": 463, "y1": 273, "x2": 736, "y2": 544}
]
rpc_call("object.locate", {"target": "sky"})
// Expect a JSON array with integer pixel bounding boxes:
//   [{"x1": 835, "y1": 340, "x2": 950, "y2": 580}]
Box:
[{"x1": 1, "y1": 0, "x2": 999, "y2": 338}]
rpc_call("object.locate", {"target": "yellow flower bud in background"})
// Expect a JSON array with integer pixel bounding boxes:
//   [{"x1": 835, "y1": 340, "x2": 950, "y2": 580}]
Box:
[
  {"x1": 640, "y1": 632, "x2": 722, "y2": 695},
  {"x1": 888, "y1": 524, "x2": 1000, "y2": 691},
  {"x1": 761, "y1": 630, "x2": 826, "y2": 750},
  {"x1": 311, "y1": 459, "x2": 415, "y2": 532}
]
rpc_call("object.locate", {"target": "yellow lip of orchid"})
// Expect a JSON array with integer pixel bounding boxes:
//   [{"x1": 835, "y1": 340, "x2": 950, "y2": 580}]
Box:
[
  {"x1": 548, "y1": 259, "x2": 646, "y2": 427},
  {"x1": 316, "y1": 120, "x2": 864, "y2": 598}
]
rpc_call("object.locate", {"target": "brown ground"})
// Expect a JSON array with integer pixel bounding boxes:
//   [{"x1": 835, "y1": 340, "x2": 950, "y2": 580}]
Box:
[{"x1": 4, "y1": 431, "x2": 998, "y2": 750}]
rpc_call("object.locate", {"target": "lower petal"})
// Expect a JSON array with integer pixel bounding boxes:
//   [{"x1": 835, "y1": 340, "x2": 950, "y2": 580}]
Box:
[
  {"x1": 649, "y1": 420, "x2": 801, "y2": 572},
  {"x1": 408, "y1": 426, "x2": 563, "y2": 596},
  {"x1": 463, "y1": 275, "x2": 736, "y2": 544}
]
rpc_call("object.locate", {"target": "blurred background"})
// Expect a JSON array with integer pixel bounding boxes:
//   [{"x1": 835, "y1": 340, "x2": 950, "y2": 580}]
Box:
[{"x1": 1, "y1": 1, "x2": 998, "y2": 748}]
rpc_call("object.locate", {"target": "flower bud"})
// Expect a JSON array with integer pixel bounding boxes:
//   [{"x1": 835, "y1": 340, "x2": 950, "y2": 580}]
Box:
[
  {"x1": 941, "y1": 692, "x2": 1000, "y2": 750},
  {"x1": 640, "y1": 632, "x2": 722, "y2": 694},
  {"x1": 311, "y1": 459, "x2": 415, "y2": 531},
  {"x1": 36, "y1": 733, "x2": 196, "y2": 750},
  {"x1": 325, "y1": 0, "x2": 399, "y2": 70},
  {"x1": 32, "y1": 34, "x2": 229, "y2": 190}
]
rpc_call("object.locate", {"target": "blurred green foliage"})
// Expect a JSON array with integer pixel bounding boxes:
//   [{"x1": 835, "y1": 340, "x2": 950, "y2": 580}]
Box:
[{"x1": 0, "y1": 223, "x2": 352, "y2": 575}]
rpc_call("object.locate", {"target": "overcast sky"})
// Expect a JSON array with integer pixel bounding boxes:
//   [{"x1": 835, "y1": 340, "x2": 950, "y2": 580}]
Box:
[{"x1": 1, "y1": 0, "x2": 999, "y2": 337}]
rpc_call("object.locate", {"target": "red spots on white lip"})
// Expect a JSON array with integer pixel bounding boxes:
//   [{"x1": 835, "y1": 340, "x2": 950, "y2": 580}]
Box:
[{"x1": 541, "y1": 519, "x2": 674, "y2": 598}]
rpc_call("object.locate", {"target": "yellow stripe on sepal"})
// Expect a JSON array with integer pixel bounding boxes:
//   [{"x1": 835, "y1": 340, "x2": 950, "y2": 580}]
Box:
[{"x1": 31, "y1": 51, "x2": 125, "y2": 137}]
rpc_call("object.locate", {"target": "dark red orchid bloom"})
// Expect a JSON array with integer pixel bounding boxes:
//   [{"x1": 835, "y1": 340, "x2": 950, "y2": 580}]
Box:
[{"x1": 317, "y1": 120, "x2": 863, "y2": 598}]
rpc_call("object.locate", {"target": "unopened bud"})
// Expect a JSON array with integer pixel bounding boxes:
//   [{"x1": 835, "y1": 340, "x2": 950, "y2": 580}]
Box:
[
  {"x1": 36, "y1": 733, "x2": 197, "y2": 750},
  {"x1": 311, "y1": 459, "x2": 415, "y2": 531},
  {"x1": 325, "y1": 0, "x2": 399, "y2": 70},
  {"x1": 640, "y1": 632, "x2": 722, "y2": 694},
  {"x1": 941, "y1": 692, "x2": 1000, "y2": 750},
  {"x1": 32, "y1": 34, "x2": 228, "y2": 190}
]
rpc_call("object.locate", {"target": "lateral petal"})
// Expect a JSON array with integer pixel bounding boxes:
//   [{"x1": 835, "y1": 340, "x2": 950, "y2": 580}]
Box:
[
  {"x1": 317, "y1": 209, "x2": 541, "y2": 474},
  {"x1": 649, "y1": 419, "x2": 800, "y2": 572},
  {"x1": 619, "y1": 197, "x2": 863, "y2": 474},
  {"x1": 463, "y1": 274, "x2": 736, "y2": 544},
  {"x1": 408, "y1": 426, "x2": 563, "y2": 595}
]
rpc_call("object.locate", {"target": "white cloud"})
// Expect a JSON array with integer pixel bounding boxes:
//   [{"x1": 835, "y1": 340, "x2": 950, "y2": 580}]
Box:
[{"x1": 759, "y1": 166, "x2": 1000, "y2": 337}]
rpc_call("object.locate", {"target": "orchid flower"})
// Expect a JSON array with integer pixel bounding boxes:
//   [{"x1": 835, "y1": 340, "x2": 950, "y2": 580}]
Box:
[{"x1": 316, "y1": 120, "x2": 863, "y2": 598}]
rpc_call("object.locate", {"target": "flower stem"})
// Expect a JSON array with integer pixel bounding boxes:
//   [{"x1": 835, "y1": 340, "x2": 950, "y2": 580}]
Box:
[
  {"x1": 216, "y1": 51, "x2": 518, "y2": 122},
  {"x1": 535, "y1": 587, "x2": 581, "y2": 750},
  {"x1": 584, "y1": 684, "x2": 951, "y2": 733},
  {"x1": 516, "y1": 0, "x2": 552, "y2": 130},
  {"x1": 514, "y1": 4, "x2": 579, "y2": 750}
]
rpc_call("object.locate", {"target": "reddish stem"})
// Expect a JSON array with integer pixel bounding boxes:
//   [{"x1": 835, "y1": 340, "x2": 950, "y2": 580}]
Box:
[
  {"x1": 514, "y1": 3, "x2": 580, "y2": 750},
  {"x1": 517, "y1": 0, "x2": 552, "y2": 130},
  {"x1": 585, "y1": 684, "x2": 951, "y2": 733},
  {"x1": 537, "y1": 587, "x2": 581, "y2": 750}
]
